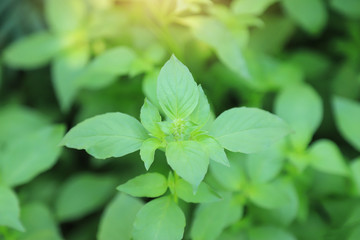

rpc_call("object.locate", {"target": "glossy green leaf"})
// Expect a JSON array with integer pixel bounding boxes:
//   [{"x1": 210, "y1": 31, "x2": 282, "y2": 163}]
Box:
[
  {"x1": 166, "y1": 141, "x2": 209, "y2": 190},
  {"x1": 45, "y1": 0, "x2": 85, "y2": 33},
  {"x1": 77, "y1": 47, "x2": 137, "y2": 89},
  {"x1": 210, "y1": 107, "x2": 290, "y2": 153},
  {"x1": 282, "y1": 0, "x2": 327, "y2": 34},
  {"x1": 61, "y1": 112, "x2": 148, "y2": 159},
  {"x1": 275, "y1": 84, "x2": 323, "y2": 150},
  {"x1": 0, "y1": 186, "x2": 24, "y2": 231},
  {"x1": 248, "y1": 182, "x2": 290, "y2": 209},
  {"x1": 132, "y1": 196, "x2": 185, "y2": 240},
  {"x1": 117, "y1": 173, "x2": 168, "y2": 198},
  {"x1": 3, "y1": 32, "x2": 63, "y2": 69},
  {"x1": 98, "y1": 194, "x2": 144, "y2": 240},
  {"x1": 157, "y1": 55, "x2": 199, "y2": 120},
  {"x1": 139, "y1": 138, "x2": 162, "y2": 170},
  {"x1": 52, "y1": 44, "x2": 89, "y2": 112},
  {"x1": 331, "y1": 0, "x2": 360, "y2": 19},
  {"x1": 248, "y1": 226, "x2": 296, "y2": 240},
  {"x1": 140, "y1": 99, "x2": 162, "y2": 136},
  {"x1": 17, "y1": 203, "x2": 62, "y2": 240},
  {"x1": 189, "y1": 85, "x2": 211, "y2": 127},
  {"x1": 175, "y1": 179, "x2": 221, "y2": 203},
  {"x1": 0, "y1": 125, "x2": 65, "y2": 187},
  {"x1": 55, "y1": 173, "x2": 117, "y2": 222},
  {"x1": 308, "y1": 139, "x2": 349, "y2": 176},
  {"x1": 333, "y1": 96, "x2": 360, "y2": 151},
  {"x1": 197, "y1": 135, "x2": 230, "y2": 167}
]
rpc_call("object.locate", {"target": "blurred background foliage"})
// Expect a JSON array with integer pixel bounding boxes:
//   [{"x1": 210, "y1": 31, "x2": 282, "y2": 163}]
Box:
[{"x1": 0, "y1": 0, "x2": 360, "y2": 239}]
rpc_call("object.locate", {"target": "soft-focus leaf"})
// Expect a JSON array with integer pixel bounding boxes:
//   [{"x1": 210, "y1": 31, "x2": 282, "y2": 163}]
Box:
[
  {"x1": 175, "y1": 179, "x2": 221, "y2": 203},
  {"x1": 55, "y1": 173, "x2": 117, "y2": 222},
  {"x1": 140, "y1": 99, "x2": 162, "y2": 136},
  {"x1": 61, "y1": 112, "x2": 148, "y2": 159},
  {"x1": 166, "y1": 141, "x2": 209, "y2": 190},
  {"x1": 248, "y1": 182, "x2": 290, "y2": 209},
  {"x1": 117, "y1": 173, "x2": 167, "y2": 198},
  {"x1": 248, "y1": 226, "x2": 296, "y2": 240},
  {"x1": 210, "y1": 107, "x2": 290, "y2": 153},
  {"x1": 331, "y1": 0, "x2": 360, "y2": 19},
  {"x1": 351, "y1": 157, "x2": 360, "y2": 195},
  {"x1": 197, "y1": 135, "x2": 230, "y2": 167},
  {"x1": 132, "y1": 196, "x2": 185, "y2": 240},
  {"x1": 139, "y1": 138, "x2": 162, "y2": 170},
  {"x1": 0, "y1": 186, "x2": 24, "y2": 231},
  {"x1": 0, "y1": 125, "x2": 65, "y2": 187},
  {"x1": 189, "y1": 85, "x2": 211, "y2": 127},
  {"x1": 157, "y1": 55, "x2": 199, "y2": 119},
  {"x1": 275, "y1": 84, "x2": 323, "y2": 150},
  {"x1": 231, "y1": 0, "x2": 278, "y2": 15},
  {"x1": 333, "y1": 96, "x2": 360, "y2": 151},
  {"x1": 98, "y1": 194, "x2": 143, "y2": 240}
]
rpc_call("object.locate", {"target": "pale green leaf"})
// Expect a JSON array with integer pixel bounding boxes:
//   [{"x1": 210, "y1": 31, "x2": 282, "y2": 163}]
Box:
[
  {"x1": 246, "y1": 147, "x2": 284, "y2": 183},
  {"x1": 248, "y1": 182, "x2": 290, "y2": 209},
  {"x1": 275, "y1": 83, "x2": 323, "y2": 150},
  {"x1": 157, "y1": 55, "x2": 199, "y2": 120},
  {"x1": 331, "y1": 0, "x2": 360, "y2": 19},
  {"x1": 61, "y1": 112, "x2": 148, "y2": 159},
  {"x1": 308, "y1": 139, "x2": 349, "y2": 176},
  {"x1": 140, "y1": 99, "x2": 162, "y2": 136},
  {"x1": 166, "y1": 141, "x2": 209, "y2": 190},
  {"x1": 248, "y1": 226, "x2": 296, "y2": 240},
  {"x1": 45, "y1": 0, "x2": 85, "y2": 33},
  {"x1": 139, "y1": 138, "x2": 162, "y2": 170},
  {"x1": 77, "y1": 47, "x2": 137, "y2": 89},
  {"x1": 98, "y1": 193, "x2": 144, "y2": 240},
  {"x1": 210, "y1": 152, "x2": 247, "y2": 191},
  {"x1": 197, "y1": 135, "x2": 229, "y2": 167},
  {"x1": 333, "y1": 96, "x2": 360, "y2": 151},
  {"x1": 55, "y1": 173, "x2": 117, "y2": 222},
  {"x1": 17, "y1": 203, "x2": 63, "y2": 240},
  {"x1": 175, "y1": 179, "x2": 221, "y2": 203},
  {"x1": 210, "y1": 107, "x2": 290, "y2": 153},
  {"x1": 282, "y1": 0, "x2": 327, "y2": 34},
  {"x1": 132, "y1": 196, "x2": 185, "y2": 240},
  {"x1": 3, "y1": 32, "x2": 63, "y2": 69},
  {"x1": 0, "y1": 125, "x2": 65, "y2": 187},
  {"x1": 52, "y1": 44, "x2": 89, "y2": 112},
  {"x1": 0, "y1": 186, "x2": 24, "y2": 231},
  {"x1": 189, "y1": 85, "x2": 211, "y2": 127},
  {"x1": 231, "y1": 0, "x2": 278, "y2": 15},
  {"x1": 117, "y1": 173, "x2": 168, "y2": 198}
]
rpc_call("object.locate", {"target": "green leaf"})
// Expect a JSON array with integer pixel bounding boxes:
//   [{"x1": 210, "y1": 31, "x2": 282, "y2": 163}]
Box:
[
  {"x1": 77, "y1": 47, "x2": 137, "y2": 89},
  {"x1": 117, "y1": 173, "x2": 168, "y2": 198},
  {"x1": 191, "y1": 18, "x2": 250, "y2": 79},
  {"x1": 175, "y1": 179, "x2": 221, "y2": 203},
  {"x1": 248, "y1": 182, "x2": 290, "y2": 209},
  {"x1": 157, "y1": 55, "x2": 199, "y2": 120},
  {"x1": 331, "y1": 0, "x2": 360, "y2": 19},
  {"x1": 0, "y1": 125, "x2": 65, "y2": 187},
  {"x1": 210, "y1": 152, "x2": 247, "y2": 191},
  {"x1": 246, "y1": 147, "x2": 284, "y2": 183},
  {"x1": 210, "y1": 107, "x2": 290, "y2": 153},
  {"x1": 55, "y1": 173, "x2": 117, "y2": 222},
  {"x1": 140, "y1": 99, "x2": 162, "y2": 136},
  {"x1": 189, "y1": 85, "x2": 211, "y2": 127},
  {"x1": 197, "y1": 135, "x2": 229, "y2": 167},
  {"x1": 132, "y1": 196, "x2": 185, "y2": 240},
  {"x1": 275, "y1": 84, "x2": 323, "y2": 150},
  {"x1": 61, "y1": 112, "x2": 148, "y2": 159},
  {"x1": 231, "y1": 0, "x2": 278, "y2": 15},
  {"x1": 190, "y1": 193, "x2": 240, "y2": 240},
  {"x1": 139, "y1": 138, "x2": 162, "y2": 170},
  {"x1": 166, "y1": 141, "x2": 209, "y2": 190},
  {"x1": 17, "y1": 203, "x2": 63, "y2": 240},
  {"x1": 308, "y1": 139, "x2": 349, "y2": 176},
  {"x1": 98, "y1": 193, "x2": 144, "y2": 240},
  {"x1": 282, "y1": 0, "x2": 327, "y2": 34},
  {"x1": 45, "y1": 0, "x2": 85, "y2": 33},
  {"x1": 3, "y1": 32, "x2": 63, "y2": 69},
  {"x1": 333, "y1": 96, "x2": 360, "y2": 151},
  {"x1": 52, "y1": 44, "x2": 89, "y2": 112},
  {"x1": 351, "y1": 157, "x2": 360, "y2": 195},
  {"x1": 0, "y1": 186, "x2": 24, "y2": 231},
  {"x1": 248, "y1": 226, "x2": 296, "y2": 240}
]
